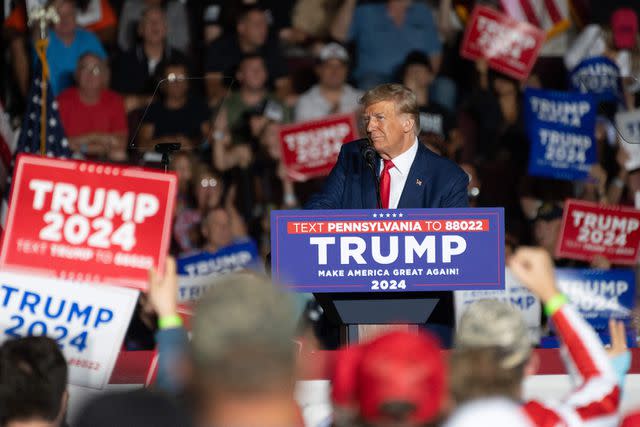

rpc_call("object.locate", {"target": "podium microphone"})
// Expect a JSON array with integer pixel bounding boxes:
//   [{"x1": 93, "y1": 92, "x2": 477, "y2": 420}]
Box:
[{"x1": 361, "y1": 139, "x2": 382, "y2": 209}]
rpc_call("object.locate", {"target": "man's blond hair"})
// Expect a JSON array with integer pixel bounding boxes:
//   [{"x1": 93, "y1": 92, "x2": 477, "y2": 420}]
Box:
[{"x1": 359, "y1": 83, "x2": 420, "y2": 135}]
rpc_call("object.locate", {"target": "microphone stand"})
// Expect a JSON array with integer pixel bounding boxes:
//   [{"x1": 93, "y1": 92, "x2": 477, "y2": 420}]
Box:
[{"x1": 361, "y1": 141, "x2": 382, "y2": 209}]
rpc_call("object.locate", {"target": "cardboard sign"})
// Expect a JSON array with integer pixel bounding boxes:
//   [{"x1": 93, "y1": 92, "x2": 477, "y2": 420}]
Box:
[
  {"x1": 525, "y1": 87, "x2": 597, "y2": 180},
  {"x1": 615, "y1": 109, "x2": 640, "y2": 170},
  {"x1": 0, "y1": 271, "x2": 138, "y2": 389},
  {"x1": 454, "y1": 268, "x2": 541, "y2": 342},
  {"x1": 460, "y1": 5, "x2": 545, "y2": 81},
  {"x1": 279, "y1": 113, "x2": 358, "y2": 182},
  {"x1": 0, "y1": 155, "x2": 177, "y2": 290},
  {"x1": 569, "y1": 56, "x2": 622, "y2": 104},
  {"x1": 271, "y1": 208, "x2": 505, "y2": 293},
  {"x1": 176, "y1": 240, "x2": 262, "y2": 302},
  {"x1": 556, "y1": 199, "x2": 640, "y2": 265}
]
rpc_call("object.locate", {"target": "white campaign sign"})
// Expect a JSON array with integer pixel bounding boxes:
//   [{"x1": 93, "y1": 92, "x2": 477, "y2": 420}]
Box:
[
  {"x1": 454, "y1": 268, "x2": 541, "y2": 342},
  {"x1": 0, "y1": 271, "x2": 138, "y2": 389},
  {"x1": 615, "y1": 109, "x2": 640, "y2": 170}
]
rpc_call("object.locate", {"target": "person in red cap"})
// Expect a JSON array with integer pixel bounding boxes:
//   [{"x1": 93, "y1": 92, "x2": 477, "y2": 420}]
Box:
[{"x1": 331, "y1": 330, "x2": 448, "y2": 427}]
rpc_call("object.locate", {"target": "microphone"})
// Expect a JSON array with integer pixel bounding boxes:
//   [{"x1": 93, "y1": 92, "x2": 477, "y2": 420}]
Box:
[{"x1": 360, "y1": 139, "x2": 382, "y2": 209}]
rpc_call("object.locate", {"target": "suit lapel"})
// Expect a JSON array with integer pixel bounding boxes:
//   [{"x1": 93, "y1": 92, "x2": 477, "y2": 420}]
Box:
[
  {"x1": 361, "y1": 157, "x2": 380, "y2": 208},
  {"x1": 398, "y1": 144, "x2": 431, "y2": 209}
]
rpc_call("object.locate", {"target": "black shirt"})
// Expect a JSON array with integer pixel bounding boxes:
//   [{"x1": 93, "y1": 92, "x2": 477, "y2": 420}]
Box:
[
  {"x1": 143, "y1": 97, "x2": 211, "y2": 140},
  {"x1": 419, "y1": 102, "x2": 456, "y2": 139},
  {"x1": 203, "y1": 33, "x2": 288, "y2": 83},
  {"x1": 111, "y1": 46, "x2": 189, "y2": 95}
]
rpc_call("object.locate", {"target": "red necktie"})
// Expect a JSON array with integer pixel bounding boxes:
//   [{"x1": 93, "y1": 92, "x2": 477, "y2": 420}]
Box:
[{"x1": 380, "y1": 159, "x2": 394, "y2": 209}]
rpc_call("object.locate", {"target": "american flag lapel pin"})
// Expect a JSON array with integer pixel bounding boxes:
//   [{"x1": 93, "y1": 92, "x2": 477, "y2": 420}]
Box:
[{"x1": 416, "y1": 179, "x2": 423, "y2": 186}]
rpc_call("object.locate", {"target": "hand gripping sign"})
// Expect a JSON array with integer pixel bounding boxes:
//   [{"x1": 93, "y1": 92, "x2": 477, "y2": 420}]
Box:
[
  {"x1": 460, "y1": 5, "x2": 545, "y2": 81},
  {"x1": 556, "y1": 199, "x2": 640, "y2": 265},
  {"x1": 279, "y1": 113, "x2": 358, "y2": 182},
  {"x1": 525, "y1": 87, "x2": 597, "y2": 181},
  {"x1": 0, "y1": 154, "x2": 177, "y2": 289},
  {"x1": 271, "y1": 208, "x2": 505, "y2": 292},
  {"x1": 0, "y1": 271, "x2": 139, "y2": 389}
]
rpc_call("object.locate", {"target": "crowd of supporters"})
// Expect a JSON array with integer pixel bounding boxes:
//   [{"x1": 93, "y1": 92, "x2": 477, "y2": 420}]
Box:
[{"x1": 1, "y1": 0, "x2": 640, "y2": 426}]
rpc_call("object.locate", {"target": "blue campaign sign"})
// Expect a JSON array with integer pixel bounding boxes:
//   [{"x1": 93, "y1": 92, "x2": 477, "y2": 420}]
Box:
[
  {"x1": 555, "y1": 268, "x2": 635, "y2": 330},
  {"x1": 271, "y1": 208, "x2": 505, "y2": 293},
  {"x1": 177, "y1": 240, "x2": 262, "y2": 302},
  {"x1": 525, "y1": 87, "x2": 597, "y2": 181},
  {"x1": 569, "y1": 56, "x2": 622, "y2": 104}
]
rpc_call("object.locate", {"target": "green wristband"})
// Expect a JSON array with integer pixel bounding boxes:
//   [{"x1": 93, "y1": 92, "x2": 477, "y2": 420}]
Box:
[
  {"x1": 158, "y1": 314, "x2": 183, "y2": 330},
  {"x1": 544, "y1": 294, "x2": 568, "y2": 317}
]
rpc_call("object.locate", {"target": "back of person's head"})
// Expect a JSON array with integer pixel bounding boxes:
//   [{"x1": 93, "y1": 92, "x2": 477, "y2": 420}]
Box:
[
  {"x1": 332, "y1": 330, "x2": 447, "y2": 427},
  {"x1": 0, "y1": 337, "x2": 68, "y2": 426},
  {"x1": 451, "y1": 300, "x2": 532, "y2": 404},
  {"x1": 191, "y1": 273, "x2": 297, "y2": 397},
  {"x1": 74, "y1": 389, "x2": 192, "y2": 427}
]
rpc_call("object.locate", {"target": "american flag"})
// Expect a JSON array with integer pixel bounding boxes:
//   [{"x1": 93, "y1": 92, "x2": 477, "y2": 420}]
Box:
[
  {"x1": 500, "y1": 0, "x2": 570, "y2": 39},
  {"x1": 15, "y1": 60, "x2": 71, "y2": 158}
]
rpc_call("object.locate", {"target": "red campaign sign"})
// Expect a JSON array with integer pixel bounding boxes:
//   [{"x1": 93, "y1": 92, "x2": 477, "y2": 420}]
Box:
[
  {"x1": 460, "y1": 5, "x2": 545, "y2": 81},
  {"x1": 279, "y1": 113, "x2": 358, "y2": 182},
  {"x1": 556, "y1": 199, "x2": 640, "y2": 265},
  {"x1": 0, "y1": 154, "x2": 177, "y2": 290}
]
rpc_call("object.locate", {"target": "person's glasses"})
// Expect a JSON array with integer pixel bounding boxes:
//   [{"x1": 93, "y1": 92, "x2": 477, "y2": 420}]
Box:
[
  {"x1": 167, "y1": 73, "x2": 186, "y2": 82},
  {"x1": 79, "y1": 64, "x2": 103, "y2": 76},
  {"x1": 201, "y1": 178, "x2": 217, "y2": 188}
]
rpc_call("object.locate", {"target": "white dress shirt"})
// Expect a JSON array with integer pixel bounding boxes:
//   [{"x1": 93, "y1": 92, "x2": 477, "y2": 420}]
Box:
[{"x1": 379, "y1": 138, "x2": 419, "y2": 209}]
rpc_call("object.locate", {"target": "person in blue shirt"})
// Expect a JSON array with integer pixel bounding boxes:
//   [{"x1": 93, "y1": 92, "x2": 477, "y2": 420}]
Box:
[
  {"x1": 330, "y1": 0, "x2": 442, "y2": 90},
  {"x1": 46, "y1": 0, "x2": 106, "y2": 96}
]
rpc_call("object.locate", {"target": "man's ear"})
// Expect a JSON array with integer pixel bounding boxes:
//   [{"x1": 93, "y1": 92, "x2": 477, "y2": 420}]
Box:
[{"x1": 402, "y1": 115, "x2": 415, "y2": 134}]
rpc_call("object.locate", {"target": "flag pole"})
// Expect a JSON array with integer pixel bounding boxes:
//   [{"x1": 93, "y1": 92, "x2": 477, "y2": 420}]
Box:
[{"x1": 28, "y1": 6, "x2": 59, "y2": 156}]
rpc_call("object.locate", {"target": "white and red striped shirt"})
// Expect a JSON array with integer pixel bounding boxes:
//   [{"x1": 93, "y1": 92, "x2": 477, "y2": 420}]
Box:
[{"x1": 522, "y1": 305, "x2": 620, "y2": 427}]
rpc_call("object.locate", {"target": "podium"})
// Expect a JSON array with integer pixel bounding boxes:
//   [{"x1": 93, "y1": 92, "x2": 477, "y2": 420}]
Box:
[
  {"x1": 271, "y1": 208, "x2": 505, "y2": 345},
  {"x1": 314, "y1": 291, "x2": 441, "y2": 344}
]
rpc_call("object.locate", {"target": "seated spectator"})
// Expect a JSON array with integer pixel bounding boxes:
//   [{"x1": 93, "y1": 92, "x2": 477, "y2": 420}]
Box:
[
  {"x1": 449, "y1": 247, "x2": 620, "y2": 425},
  {"x1": 173, "y1": 164, "x2": 225, "y2": 254},
  {"x1": 47, "y1": 0, "x2": 107, "y2": 97},
  {"x1": 146, "y1": 262, "x2": 300, "y2": 427},
  {"x1": 295, "y1": 42, "x2": 362, "y2": 122},
  {"x1": 137, "y1": 59, "x2": 211, "y2": 151},
  {"x1": 4, "y1": 0, "x2": 112, "y2": 97},
  {"x1": 400, "y1": 51, "x2": 460, "y2": 159},
  {"x1": 0, "y1": 336, "x2": 68, "y2": 427},
  {"x1": 57, "y1": 52, "x2": 128, "y2": 161},
  {"x1": 223, "y1": 54, "x2": 290, "y2": 153},
  {"x1": 204, "y1": 4, "x2": 290, "y2": 105},
  {"x1": 118, "y1": 0, "x2": 190, "y2": 54},
  {"x1": 331, "y1": 330, "x2": 448, "y2": 427},
  {"x1": 330, "y1": 0, "x2": 442, "y2": 90},
  {"x1": 111, "y1": 5, "x2": 188, "y2": 112}
]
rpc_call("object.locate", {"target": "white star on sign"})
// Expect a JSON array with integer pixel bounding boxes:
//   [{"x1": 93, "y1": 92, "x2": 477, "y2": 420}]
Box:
[
  {"x1": 373, "y1": 213, "x2": 377, "y2": 218},
  {"x1": 392, "y1": 213, "x2": 397, "y2": 217},
  {"x1": 399, "y1": 213, "x2": 404, "y2": 218},
  {"x1": 386, "y1": 213, "x2": 391, "y2": 218}
]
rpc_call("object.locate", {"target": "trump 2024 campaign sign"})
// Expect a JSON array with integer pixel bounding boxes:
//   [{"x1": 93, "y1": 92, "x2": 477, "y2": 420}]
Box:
[
  {"x1": 271, "y1": 208, "x2": 504, "y2": 292},
  {"x1": 556, "y1": 199, "x2": 640, "y2": 265},
  {"x1": 0, "y1": 154, "x2": 177, "y2": 290},
  {"x1": 279, "y1": 113, "x2": 358, "y2": 182},
  {"x1": 0, "y1": 271, "x2": 138, "y2": 389},
  {"x1": 525, "y1": 87, "x2": 597, "y2": 181},
  {"x1": 460, "y1": 5, "x2": 545, "y2": 81}
]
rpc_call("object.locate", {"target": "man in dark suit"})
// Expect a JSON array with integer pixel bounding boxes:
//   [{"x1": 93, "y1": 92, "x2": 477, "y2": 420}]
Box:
[{"x1": 306, "y1": 83, "x2": 469, "y2": 344}]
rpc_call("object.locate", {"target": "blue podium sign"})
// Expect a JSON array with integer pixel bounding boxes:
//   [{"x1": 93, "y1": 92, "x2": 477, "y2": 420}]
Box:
[{"x1": 271, "y1": 208, "x2": 505, "y2": 293}]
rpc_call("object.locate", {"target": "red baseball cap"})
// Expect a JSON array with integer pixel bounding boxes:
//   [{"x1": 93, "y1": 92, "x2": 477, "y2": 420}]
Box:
[
  {"x1": 611, "y1": 8, "x2": 638, "y2": 50},
  {"x1": 622, "y1": 411, "x2": 640, "y2": 427},
  {"x1": 331, "y1": 330, "x2": 447, "y2": 424}
]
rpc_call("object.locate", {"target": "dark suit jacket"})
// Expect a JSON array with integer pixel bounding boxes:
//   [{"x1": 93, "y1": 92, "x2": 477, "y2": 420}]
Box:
[{"x1": 305, "y1": 139, "x2": 469, "y2": 326}]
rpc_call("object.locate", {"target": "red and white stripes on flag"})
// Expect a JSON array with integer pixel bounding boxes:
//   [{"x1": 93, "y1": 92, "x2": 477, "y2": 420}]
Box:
[{"x1": 500, "y1": 0, "x2": 570, "y2": 39}]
